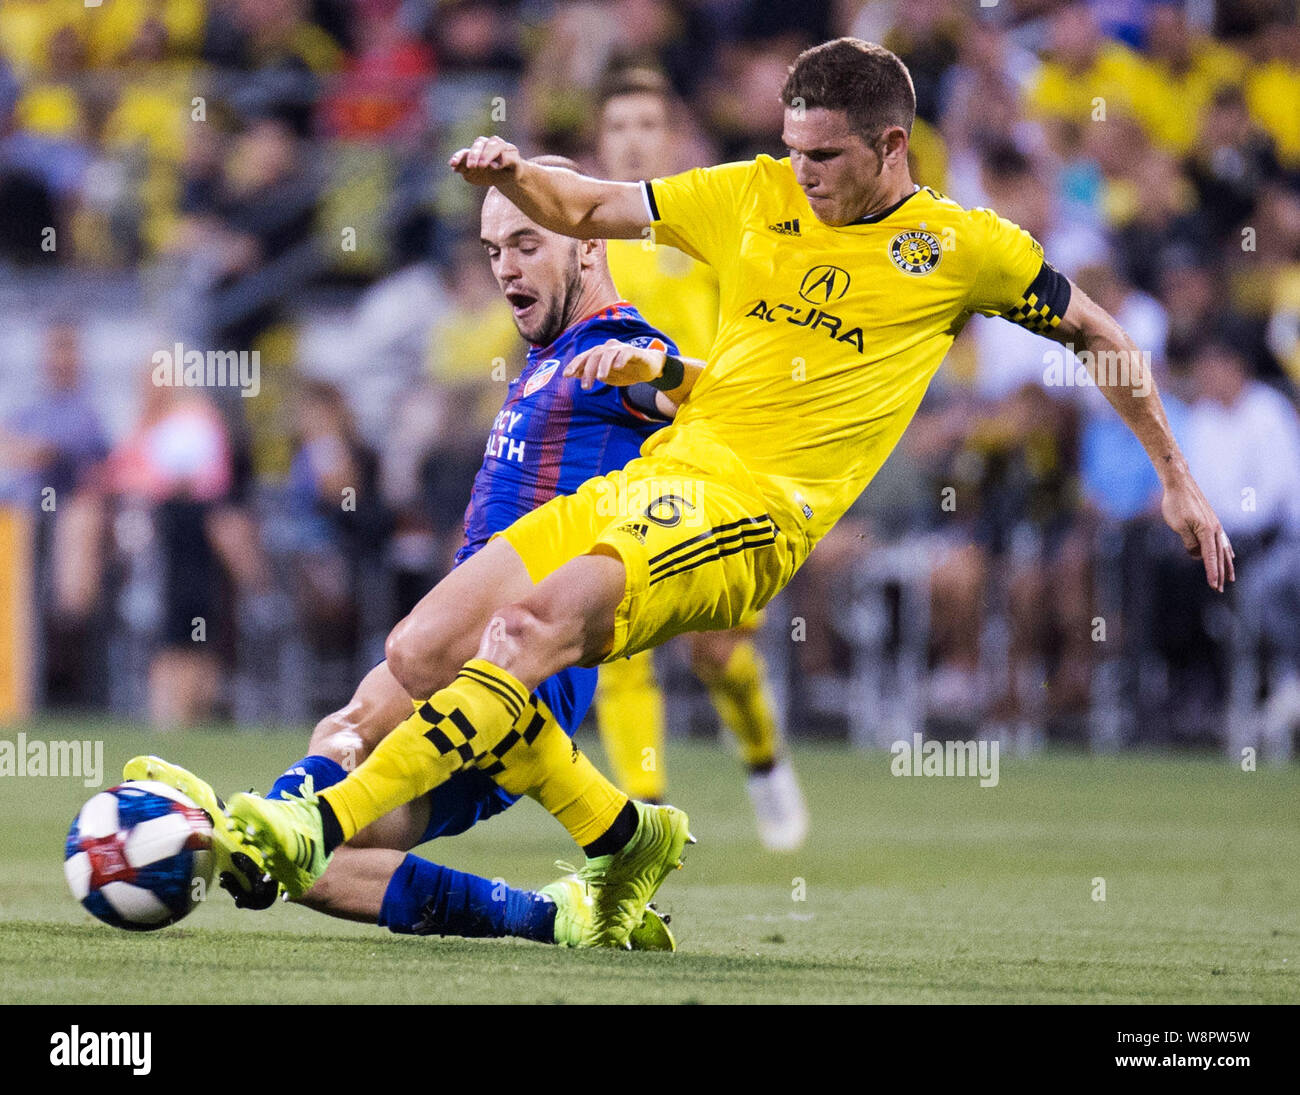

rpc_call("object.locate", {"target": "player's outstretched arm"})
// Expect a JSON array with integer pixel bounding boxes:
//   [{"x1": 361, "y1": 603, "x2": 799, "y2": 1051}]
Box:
[
  {"x1": 1049, "y1": 282, "x2": 1235, "y2": 592},
  {"x1": 449, "y1": 136, "x2": 649, "y2": 240},
  {"x1": 565, "y1": 339, "x2": 704, "y2": 412}
]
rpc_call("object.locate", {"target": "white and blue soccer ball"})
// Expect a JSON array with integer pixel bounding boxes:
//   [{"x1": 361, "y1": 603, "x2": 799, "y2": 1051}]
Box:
[{"x1": 64, "y1": 781, "x2": 215, "y2": 931}]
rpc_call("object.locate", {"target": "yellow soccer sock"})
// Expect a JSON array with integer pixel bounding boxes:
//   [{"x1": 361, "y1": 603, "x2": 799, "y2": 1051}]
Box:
[
  {"x1": 321, "y1": 660, "x2": 526, "y2": 842},
  {"x1": 594, "y1": 650, "x2": 667, "y2": 801},
  {"x1": 700, "y1": 639, "x2": 779, "y2": 769},
  {"x1": 323, "y1": 659, "x2": 629, "y2": 849},
  {"x1": 477, "y1": 688, "x2": 629, "y2": 848}
]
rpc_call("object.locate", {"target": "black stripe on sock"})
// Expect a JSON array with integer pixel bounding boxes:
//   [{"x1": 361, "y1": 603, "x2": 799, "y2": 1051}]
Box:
[
  {"x1": 582, "y1": 799, "x2": 639, "y2": 858},
  {"x1": 490, "y1": 728, "x2": 521, "y2": 759},
  {"x1": 319, "y1": 796, "x2": 344, "y2": 855},
  {"x1": 520, "y1": 708, "x2": 548, "y2": 745},
  {"x1": 459, "y1": 666, "x2": 525, "y2": 719}
]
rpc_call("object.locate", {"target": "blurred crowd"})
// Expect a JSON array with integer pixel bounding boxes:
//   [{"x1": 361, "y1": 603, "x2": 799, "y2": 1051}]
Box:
[{"x1": 1, "y1": 0, "x2": 1299, "y2": 752}]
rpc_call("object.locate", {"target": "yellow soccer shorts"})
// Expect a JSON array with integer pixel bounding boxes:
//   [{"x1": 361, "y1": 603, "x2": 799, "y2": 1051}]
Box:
[{"x1": 498, "y1": 453, "x2": 795, "y2": 662}]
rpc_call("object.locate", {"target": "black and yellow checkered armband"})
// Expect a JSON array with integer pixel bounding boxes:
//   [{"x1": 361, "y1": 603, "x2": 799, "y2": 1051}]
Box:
[{"x1": 1004, "y1": 261, "x2": 1071, "y2": 334}]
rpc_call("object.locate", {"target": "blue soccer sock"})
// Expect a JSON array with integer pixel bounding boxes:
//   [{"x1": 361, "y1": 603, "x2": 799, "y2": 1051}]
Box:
[
  {"x1": 377, "y1": 853, "x2": 558, "y2": 942},
  {"x1": 267, "y1": 754, "x2": 347, "y2": 801}
]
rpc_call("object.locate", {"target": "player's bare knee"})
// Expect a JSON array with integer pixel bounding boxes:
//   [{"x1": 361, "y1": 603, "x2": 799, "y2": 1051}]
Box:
[
  {"x1": 386, "y1": 617, "x2": 455, "y2": 698},
  {"x1": 312, "y1": 725, "x2": 368, "y2": 772}
]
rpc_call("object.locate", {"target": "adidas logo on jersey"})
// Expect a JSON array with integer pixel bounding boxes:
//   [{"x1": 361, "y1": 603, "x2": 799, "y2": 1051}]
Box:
[
  {"x1": 615, "y1": 520, "x2": 649, "y2": 544},
  {"x1": 768, "y1": 218, "x2": 801, "y2": 236}
]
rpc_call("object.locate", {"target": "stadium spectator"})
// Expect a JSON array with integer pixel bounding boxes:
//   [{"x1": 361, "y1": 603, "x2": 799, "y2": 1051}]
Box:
[
  {"x1": 202, "y1": 0, "x2": 344, "y2": 135},
  {"x1": 940, "y1": 22, "x2": 1049, "y2": 212},
  {"x1": 878, "y1": 0, "x2": 963, "y2": 128},
  {"x1": 1243, "y1": 18, "x2": 1300, "y2": 170},
  {"x1": 1024, "y1": 5, "x2": 1146, "y2": 145},
  {"x1": 0, "y1": 323, "x2": 110, "y2": 705},
  {"x1": 1186, "y1": 84, "x2": 1287, "y2": 247},
  {"x1": 703, "y1": 29, "x2": 805, "y2": 161},
  {"x1": 1181, "y1": 340, "x2": 1300, "y2": 748},
  {"x1": 284, "y1": 379, "x2": 391, "y2": 672},
  {"x1": 0, "y1": 322, "x2": 108, "y2": 512},
  {"x1": 1184, "y1": 342, "x2": 1300, "y2": 546},
  {"x1": 1094, "y1": 118, "x2": 1210, "y2": 295},
  {"x1": 1130, "y1": 3, "x2": 1244, "y2": 157},
  {"x1": 594, "y1": 67, "x2": 718, "y2": 359},
  {"x1": 103, "y1": 371, "x2": 235, "y2": 729},
  {"x1": 321, "y1": 0, "x2": 435, "y2": 140}
]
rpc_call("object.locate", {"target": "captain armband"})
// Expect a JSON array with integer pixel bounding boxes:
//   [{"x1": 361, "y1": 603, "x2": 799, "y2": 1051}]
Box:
[{"x1": 1003, "y1": 261, "x2": 1072, "y2": 334}]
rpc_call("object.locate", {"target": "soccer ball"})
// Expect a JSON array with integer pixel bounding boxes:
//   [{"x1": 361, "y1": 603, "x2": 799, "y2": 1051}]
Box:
[{"x1": 64, "y1": 781, "x2": 215, "y2": 931}]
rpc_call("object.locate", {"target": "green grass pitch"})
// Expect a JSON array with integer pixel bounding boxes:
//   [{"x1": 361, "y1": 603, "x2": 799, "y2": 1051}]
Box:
[{"x1": 2, "y1": 721, "x2": 1296, "y2": 1004}]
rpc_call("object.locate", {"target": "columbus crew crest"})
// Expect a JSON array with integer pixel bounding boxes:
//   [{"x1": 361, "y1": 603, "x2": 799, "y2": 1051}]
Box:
[{"x1": 889, "y1": 230, "x2": 942, "y2": 275}]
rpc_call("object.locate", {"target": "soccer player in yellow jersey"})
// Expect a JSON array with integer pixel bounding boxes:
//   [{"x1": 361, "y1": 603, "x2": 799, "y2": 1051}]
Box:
[
  {"x1": 230, "y1": 38, "x2": 1235, "y2": 948},
  {"x1": 593, "y1": 66, "x2": 808, "y2": 849}
]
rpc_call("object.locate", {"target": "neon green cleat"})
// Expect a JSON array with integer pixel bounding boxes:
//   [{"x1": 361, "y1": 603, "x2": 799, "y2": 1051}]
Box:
[
  {"x1": 577, "y1": 801, "x2": 695, "y2": 949},
  {"x1": 122, "y1": 755, "x2": 278, "y2": 907},
  {"x1": 226, "y1": 781, "x2": 330, "y2": 900},
  {"x1": 541, "y1": 872, "x2": 677, "y2": 951}
]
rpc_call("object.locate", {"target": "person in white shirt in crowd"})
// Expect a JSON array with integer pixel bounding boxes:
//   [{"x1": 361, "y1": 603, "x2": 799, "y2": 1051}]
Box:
[{"x1": 1184, "y1": 341, "x2": 1300, "y2": 756}]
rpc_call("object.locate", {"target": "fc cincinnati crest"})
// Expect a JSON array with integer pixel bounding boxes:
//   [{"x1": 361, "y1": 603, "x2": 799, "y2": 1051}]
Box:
[
  {"x1": 523, "y1": 359, "x2": 560, "y2": 397},
  {"x1": 628, "y1": 336, "x2": 667, "y2": 353},
  {"x1": 889, "y1": 230, "x2": 941, "y2": 275}
]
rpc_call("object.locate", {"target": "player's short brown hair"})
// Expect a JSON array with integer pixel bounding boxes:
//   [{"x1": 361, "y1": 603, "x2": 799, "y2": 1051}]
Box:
[
  {"x1": 780, "y1": 38, "x2": 916, "y2": 139},
  {"x1": 596, "y1": 66, "x2": 672, "y2": 111}
]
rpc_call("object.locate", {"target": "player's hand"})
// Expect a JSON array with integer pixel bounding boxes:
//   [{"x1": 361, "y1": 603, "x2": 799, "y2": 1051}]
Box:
[
  {"x1": 564, "y1": 339, "x2": 667, "y2": 390},
  {"x1": 1160, "y1": 473, "x2": 1235, "y2": 592},
  {"x1": 449, "y1": 135, "x2": 523, "y2": 186}
]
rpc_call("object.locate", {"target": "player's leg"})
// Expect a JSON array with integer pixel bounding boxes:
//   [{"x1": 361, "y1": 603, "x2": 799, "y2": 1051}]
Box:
[
  {"x1": 298, "y1": 670, "x2": 594, "y2": 930},
  {"x1": 290, "y1": 666, "x2": 675, "y2": 947},
  {"x1": 691, "y1": 626, "x2": 779, "y2": 769},
  {"x1": 231, "y1": 464, "x2": 789, "y2": 942},
  {"x1": 297, "y1": 780, "x2": 564, "y2": 943},
  {"x1": 268, "y1": 537, "x2": 539, "y2": 844},
  {"x1": 129, "y1": 535, "x2": 537, "y2": 896},
  {"x1": 284, "y1": 479, "x2": 654, "y2": 859},
  {"x1": 594, "y1": 651, "x2": 667, "y2": 801},
  {"x1": 314, "y1": 546, "x2": 635, "y2": 857},
  {"x1": 233, "y1": 549, "x2": 671, "y2": 945},
  {"x1": 690, "y1": 625, "x2": 809, "y2": 851},
  {"x1": 262, "y1": 660, "x2": 418, "y2": 849}
]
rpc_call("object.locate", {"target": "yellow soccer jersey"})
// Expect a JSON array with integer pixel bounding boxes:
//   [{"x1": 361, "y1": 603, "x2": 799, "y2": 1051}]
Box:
[
  {"x1": 605, "y1": 237, "x2": 720, "y2": 360},
  {"x1": 640, "y1": 155, "x2": 1070, "y2": 562}
]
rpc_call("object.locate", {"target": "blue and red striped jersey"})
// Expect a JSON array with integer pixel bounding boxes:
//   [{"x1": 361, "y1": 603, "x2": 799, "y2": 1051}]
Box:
[{"x1": 456, "y1": 301, "x2": 678, "y2": 564}]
